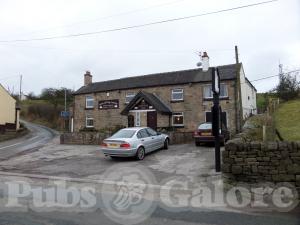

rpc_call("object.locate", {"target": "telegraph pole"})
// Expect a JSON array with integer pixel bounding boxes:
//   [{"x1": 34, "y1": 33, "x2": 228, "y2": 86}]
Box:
[
  {"x1": 64, "y1": 88, "x2": 67, "y2": 112},
  {"x1": 235, "y1": 46, "x2": 242, "y2": 133},
  {"x1": 19, "y1": 75, "x2": 22, "y2": 101}
]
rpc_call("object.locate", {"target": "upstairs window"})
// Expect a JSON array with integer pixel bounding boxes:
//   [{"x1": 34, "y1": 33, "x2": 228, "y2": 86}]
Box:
[
  {"x1": 85, "y1": 96, "x2": 94, "y2": 108},
  {"x1": 125, "y1": 92, "x2": 136, "y2": 104},
  {"x1": 220, "y1": 84, "x2": 228, "y2": 97},
  {"x1": 171, "y1": 89, "x2": 184, "y2": 101},
  {"x1": 203, "y1": 84, "x2": 228, "y2": 99},
  {"x1": 203, "y1": 85, "x2": 213, "y2": 99}
]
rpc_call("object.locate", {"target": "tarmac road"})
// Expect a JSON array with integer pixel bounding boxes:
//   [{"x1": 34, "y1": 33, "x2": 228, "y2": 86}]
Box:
[
  {"x1": 0, "y1": 123, "x2": 299, "y2": 225},
  {"x1": 0, "y1": 121, "x2": 57, "y2": 160},
  {"x1": 0, "y1": 204, "x2": 299, "y2": 225}
]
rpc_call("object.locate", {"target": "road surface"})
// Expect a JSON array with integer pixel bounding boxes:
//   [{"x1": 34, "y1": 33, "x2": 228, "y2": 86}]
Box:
[
  {"x1": 0, "y1": 123, "x2": 299, "y2": 225},
  {"x1": 0, "y1": 121, "x2": 57, "y2": 160}
]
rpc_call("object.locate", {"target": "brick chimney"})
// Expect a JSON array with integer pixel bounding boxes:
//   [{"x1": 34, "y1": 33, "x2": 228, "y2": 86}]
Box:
[
  {"x1": 84, "y1": 71, "x2": 92, "y2": 86},
  {"x1": 201, "y1": 52, "x2": 209, "y2": 72}
]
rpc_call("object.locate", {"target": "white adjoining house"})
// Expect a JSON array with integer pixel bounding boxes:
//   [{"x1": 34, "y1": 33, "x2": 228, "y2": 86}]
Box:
[
  {"x1": 0, "y1": 84, "x2": 20, "y2": 132},
  {"x1": 240, "y1": 67, "x2": 257, "y2": 117}
]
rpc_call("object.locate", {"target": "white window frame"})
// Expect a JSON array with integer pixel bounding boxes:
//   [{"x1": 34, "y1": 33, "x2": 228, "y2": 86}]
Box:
[
  {"x1": 172, "y1": 112, "x2": 184, "y2": 127},
  {"x1": 85, "y1": 116, "x2": 94, "y2": 128},
  {"x1": 220, "y1": 83, "x2": 228, "y2": 98},
  {"x1": 203, "y1": 83, "x2": 228, "y2": 99},
  {"x1": 171, "y1": 88, "x2": 184, "y2": 101},
  {"x1": 135, "y1": 111, "x2": 141, "y2": 127},
  {"x1": 125, "y1": 92, "x2": 135, "y2": 104},
  {"x1": 203, "y1": 85, "x2": 213, "y2": 99},
  {"x1": 85, "y1": 96, "x2": 94, "y2": 108}
]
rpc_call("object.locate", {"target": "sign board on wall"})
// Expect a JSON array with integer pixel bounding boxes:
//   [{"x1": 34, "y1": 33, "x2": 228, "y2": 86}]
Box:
[
  {"x1": 98, "y1": 99, "x2": 119, "y2": 109},
  {"x1": 133, "y1": 99, "x2": 153, "y2": 110}
]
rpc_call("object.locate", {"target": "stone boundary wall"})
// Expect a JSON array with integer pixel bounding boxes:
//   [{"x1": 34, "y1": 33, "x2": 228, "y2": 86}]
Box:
[
  {"x1": 222, "y1": 138, "x2": 300, "y2": 194},
  {"x1": 60, "y1": 132, "x2": 110, "y2": 145},
  {"x1": 60, "y1": 131, "x2": 194, "y2": 145}
]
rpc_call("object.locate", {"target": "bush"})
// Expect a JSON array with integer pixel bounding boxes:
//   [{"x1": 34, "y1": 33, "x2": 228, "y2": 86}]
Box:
[{"x1": 274, "y1": 72, "x2": 300, "y2": 101}]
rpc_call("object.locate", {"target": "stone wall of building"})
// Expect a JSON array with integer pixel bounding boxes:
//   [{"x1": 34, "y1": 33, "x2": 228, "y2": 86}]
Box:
[
  {"x1": 73, "y1": 80, "x2": 238, "y2": 133},
  {"x1": 222, "y1": 138, "x2": 300, "y2": 194}
]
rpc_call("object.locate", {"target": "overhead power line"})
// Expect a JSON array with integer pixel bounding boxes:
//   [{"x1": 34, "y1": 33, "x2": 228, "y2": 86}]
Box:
[
  {"x1": 0, "y1": 0, "x2": 278, "y2": 43},
  {"x1": 249, "y1": 69, "x2": 300, "y2": 83},
  {"x1": 11, "y1": 0, "x2": 188, "y2": 38}
]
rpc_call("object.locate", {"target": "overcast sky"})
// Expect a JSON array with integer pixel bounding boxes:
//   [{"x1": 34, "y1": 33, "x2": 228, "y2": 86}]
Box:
[{"x1": 0, "y1": 0, "x2": 299, "y2": 95}]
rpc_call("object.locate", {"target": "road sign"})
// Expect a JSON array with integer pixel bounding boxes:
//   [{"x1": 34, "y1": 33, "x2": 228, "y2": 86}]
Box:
[
  {"x1": 212, "y1": 67, "x2": 220, "y2": 94},
  {"x1": 60, "y1": 111, "x2": 70, "y2": 118}
]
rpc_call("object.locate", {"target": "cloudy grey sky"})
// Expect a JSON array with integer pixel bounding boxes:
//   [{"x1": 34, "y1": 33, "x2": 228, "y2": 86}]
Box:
[{"x1": 0, "y1": 0, "x2": 299, "y2": 95}]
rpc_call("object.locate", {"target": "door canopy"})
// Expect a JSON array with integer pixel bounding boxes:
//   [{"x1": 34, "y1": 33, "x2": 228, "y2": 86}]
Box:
[{"x1": 121, "y1": 91, "x2": 172, "y2": 115}]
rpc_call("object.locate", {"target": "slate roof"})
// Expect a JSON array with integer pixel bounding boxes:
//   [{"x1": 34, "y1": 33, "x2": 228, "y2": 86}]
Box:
[
  {"x1": 74, "y1": 63, "x2": 242, "y2": 95},
  {"x1": 121, "y1": 91, "x2": 172, "y2": 115}
]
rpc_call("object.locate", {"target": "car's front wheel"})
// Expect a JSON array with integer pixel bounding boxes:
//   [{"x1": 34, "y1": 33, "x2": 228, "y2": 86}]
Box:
[
  {"x1": 163, "y1": 138, "x2": 169, "y2": 150},
  {"x1": 136, "y1": 147, "x2": 145, "y2": 160}
]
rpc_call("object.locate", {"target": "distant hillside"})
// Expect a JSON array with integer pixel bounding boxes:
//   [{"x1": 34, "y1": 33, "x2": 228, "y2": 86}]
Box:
[
  {"x1": 275, "y1": 99, "x2": 300, "y2": 141},
  {"x1": 20, "y1": 100, "x2": 65, "y2": 130}
]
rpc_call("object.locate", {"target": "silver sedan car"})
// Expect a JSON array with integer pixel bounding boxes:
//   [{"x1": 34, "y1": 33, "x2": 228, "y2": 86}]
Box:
[{"x1": 100, "y1": 127, "x2": 169, "y2": 160}]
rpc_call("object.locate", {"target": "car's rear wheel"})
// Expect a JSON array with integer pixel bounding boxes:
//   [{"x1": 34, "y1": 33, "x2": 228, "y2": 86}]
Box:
[
  {"x1": 136, "y1": 147, "x2": 145, "y2": 160},
  {"x1": 195, "y1": 141, "x2": 201, "y2": 146},
  {"x1": 163, "y1": 138, "x2": 169, "y2": 150}
]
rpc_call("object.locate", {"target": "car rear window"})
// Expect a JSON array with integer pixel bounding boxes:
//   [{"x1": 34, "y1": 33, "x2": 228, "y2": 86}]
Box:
[
  {"x1": 198, "y1": 123, "x2": 212, "y2": 130},
  {"x1": 110, "y1": 129, "x2": 136, "y2": 138}
]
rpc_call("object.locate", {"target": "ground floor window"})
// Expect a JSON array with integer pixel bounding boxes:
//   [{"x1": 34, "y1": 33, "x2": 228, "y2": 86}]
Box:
[
  {"x1": 172, "y1": 112, "x2": 184, "y2": 127},
  {"x1": 135, "y1": 112, "x2": 141, "y2": 127},
  {"x1": 205, "y1": 111, "x2": 227, "y2": 128},
  {"x1": 86, "y1": 116, "x2": 94, "y2": 128}
]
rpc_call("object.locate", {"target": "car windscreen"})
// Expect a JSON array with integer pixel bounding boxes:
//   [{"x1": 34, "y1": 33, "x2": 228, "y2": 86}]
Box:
[
  {"x1": 110, "y1": 129, "x2": 136, "y2": 138},
  {"x1": 198, "y1": 123, "x2": 212, "y2": 130}
]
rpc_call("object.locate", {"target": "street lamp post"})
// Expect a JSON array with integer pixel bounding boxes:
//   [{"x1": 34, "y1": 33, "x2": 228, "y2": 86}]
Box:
[
  {"x1": 198, "y1": 52, "x2": 221, "y2": 172},
  {"x1": 211, "y1": 67, "x2": 221, "y2": 172}
]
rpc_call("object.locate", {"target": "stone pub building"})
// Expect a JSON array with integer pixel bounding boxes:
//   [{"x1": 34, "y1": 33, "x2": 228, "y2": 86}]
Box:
[{"x1": 72, "y1": 62, "x2": 257, "y2": 134}]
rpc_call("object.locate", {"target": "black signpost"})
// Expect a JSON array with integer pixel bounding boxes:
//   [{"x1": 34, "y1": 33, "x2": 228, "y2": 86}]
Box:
[{"x1": 211, "y1": 67, "x2": 221, "y2": 172}]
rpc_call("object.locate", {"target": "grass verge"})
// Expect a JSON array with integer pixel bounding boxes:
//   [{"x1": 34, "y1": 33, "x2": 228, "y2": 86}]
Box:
[{"x1": 274, "y1": 99, "x2": 300, "y2": 141}]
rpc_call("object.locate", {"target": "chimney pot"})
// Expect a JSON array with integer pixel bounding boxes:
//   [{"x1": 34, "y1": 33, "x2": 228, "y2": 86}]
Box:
[{"x1": 84, "y1": 71, "x2": 93, "y2": 86}]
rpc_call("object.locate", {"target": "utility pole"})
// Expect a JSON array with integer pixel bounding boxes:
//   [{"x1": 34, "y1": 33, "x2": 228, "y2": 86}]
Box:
[
  {"x1": 64, "y1": 88, "x2": 67, "y2": 112},
  {"x1": 234, "y1": 46, "x2": 242, "y2": 133},
  {"x1": 19, "y1": 75, "x2": 22, "y2": 101},
  {"x1": 279, "y1": 63, "x2": 283, "y2": 82}
]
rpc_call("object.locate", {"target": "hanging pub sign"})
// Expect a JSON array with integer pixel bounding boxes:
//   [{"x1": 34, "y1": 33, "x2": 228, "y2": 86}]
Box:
[{"x1": 98, "y1": 99, "x2": 119, "y2": 109}]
